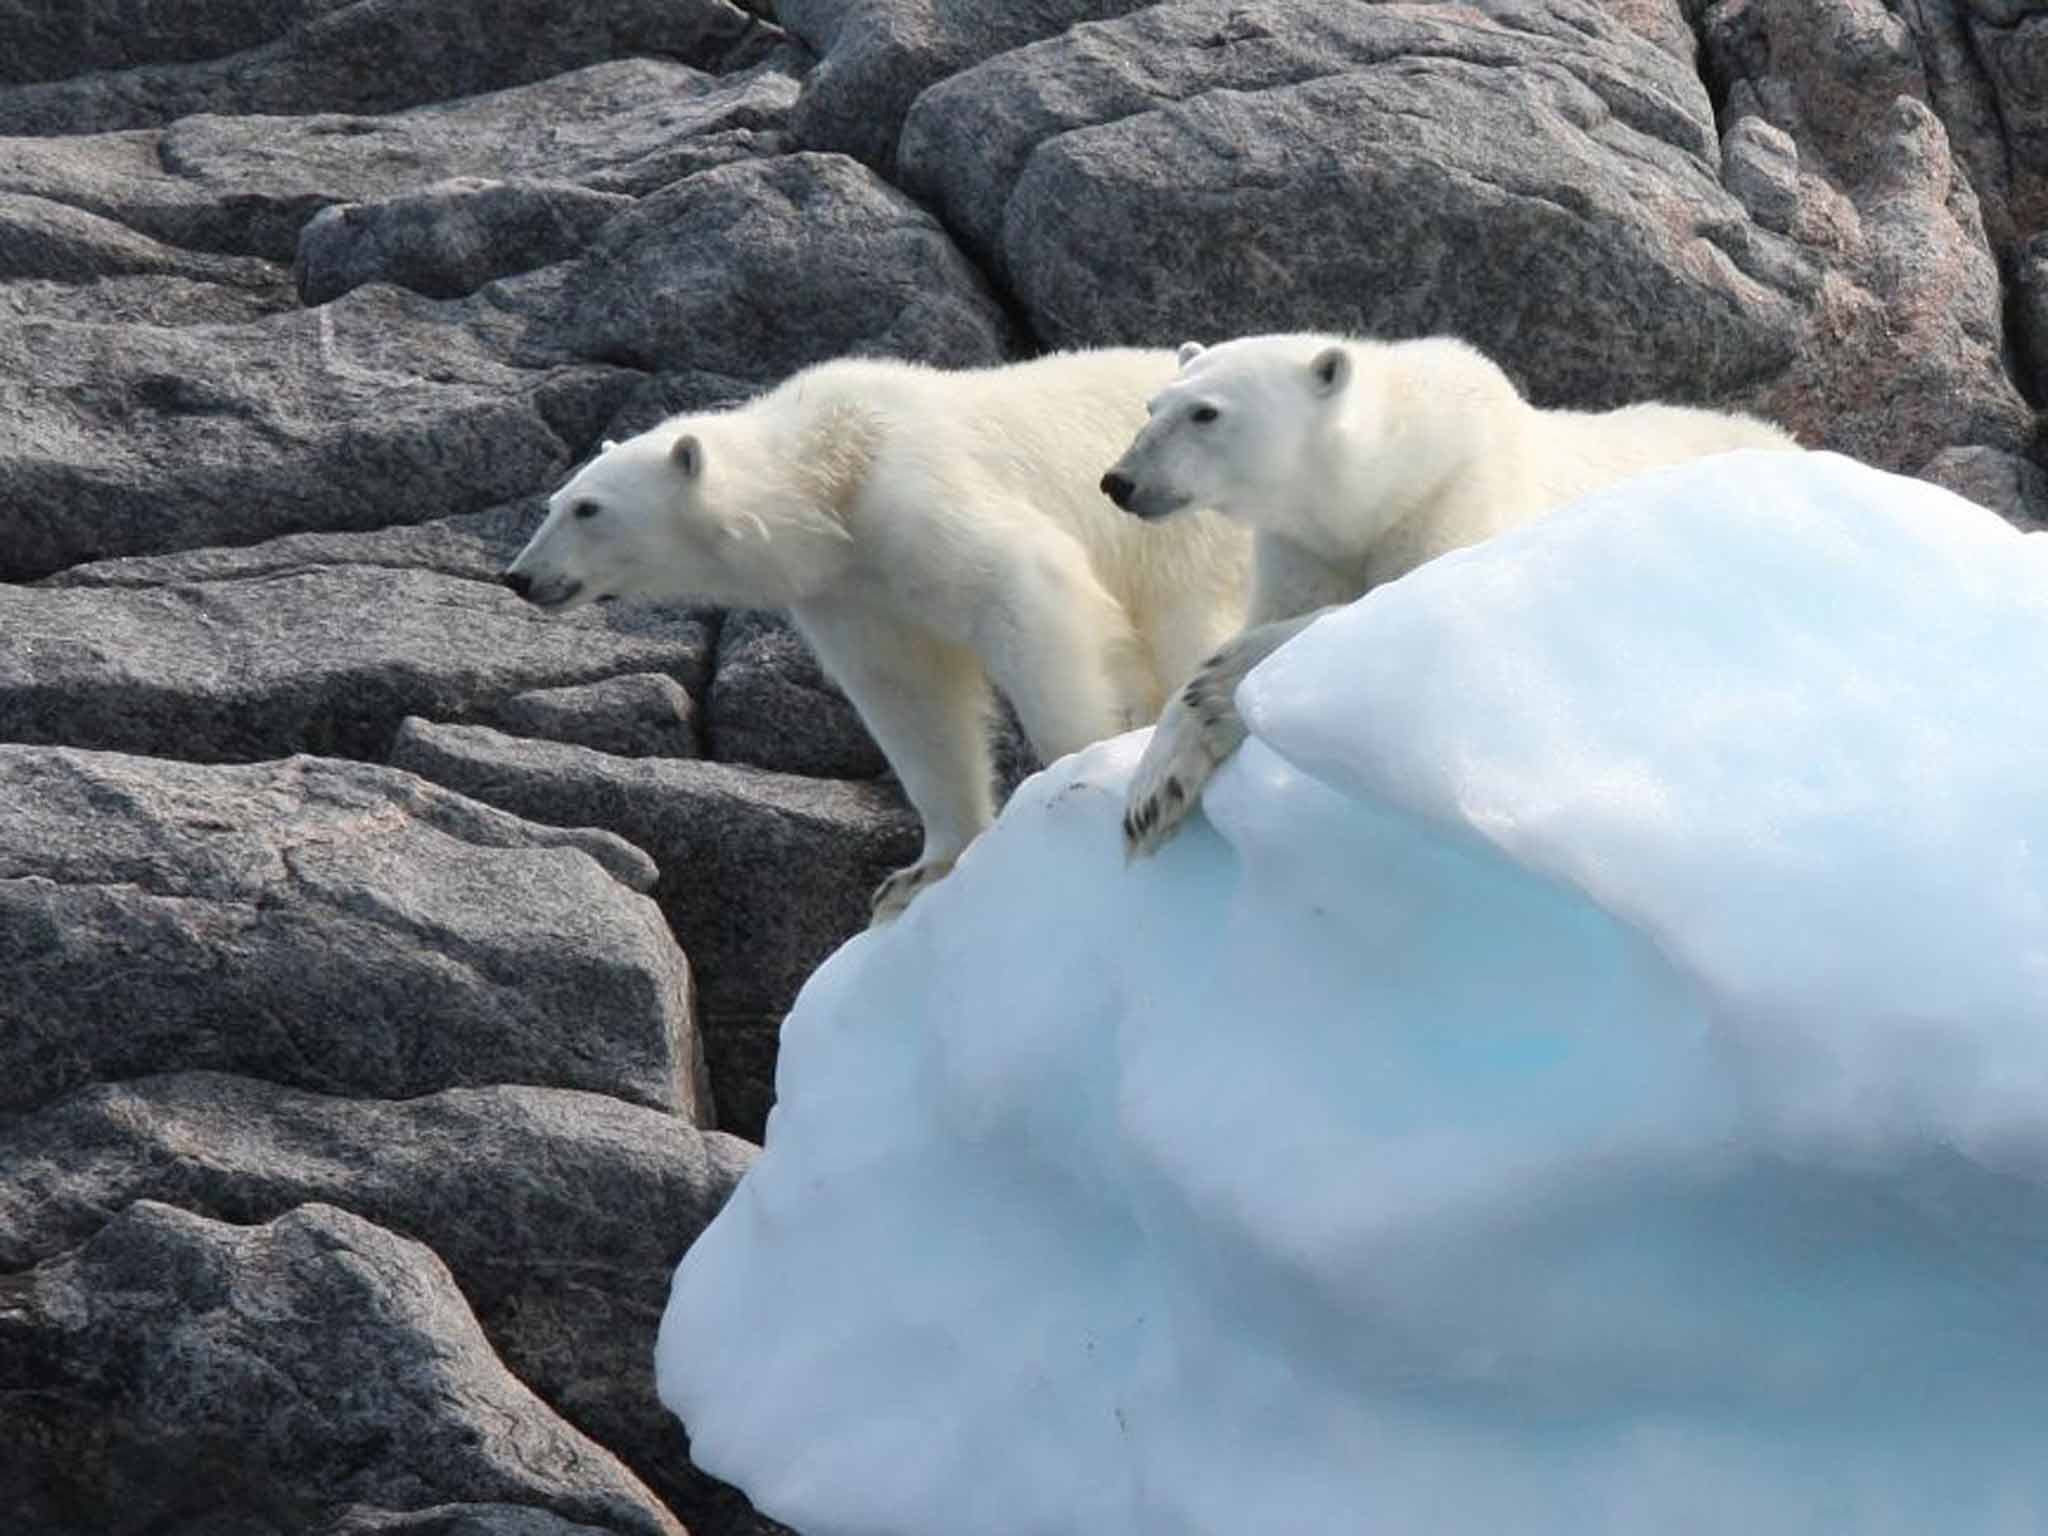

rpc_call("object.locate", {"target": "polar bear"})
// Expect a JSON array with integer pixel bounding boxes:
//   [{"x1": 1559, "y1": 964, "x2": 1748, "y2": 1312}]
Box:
[
  {"x1": 502, "y1": 350, "x2": 1252, "y2": 921},
  {"x1": 1101, "y1": 332, "x2": 1800, "y2": 856}
]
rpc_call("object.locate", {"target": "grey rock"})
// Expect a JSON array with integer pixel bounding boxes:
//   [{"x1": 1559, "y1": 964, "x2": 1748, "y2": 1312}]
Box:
[
  {"x1": 775, "y1": 0, "x2": 1151, "y2": 174},
  {"x1": 2013, "y1": 228, "x2": 2048, "y2": 402},
  {"x1": 1599, "y1": 0, "x2": 1702, "y2": 63},
  {"x1": 585, "y1": 370, "x2": 771, "y2": 441},
  {"x1": 0, "y1": 269, "x2": 293, "y2": 327},
  {"x1": 694, "y1": 1014, "x2": 792, "y2": 1150},
  {"x1": 0, "y1": 282, "x2": 634, "y2": 582},
  {"x1": 706, "y1": 610, "x2": 1042, "y2": 800},
  {"x1": 901, "y1": 0, "x2": 1800, "y2": 411},
  {"x1": 0, "y1": 1200, "x2": 686, "y2": 1536},
  {"x1": 491, "y1": 672, "x2": 703, "y2": 759},
  {"x1": 0, "y1": 124, "x2": 238, "y2": 255},
  {"x1": 1964, "y1": 2, "x2": 2048, "y2": 245},
  {"x1": 989, "y1": 699, "x2": 1044, "y2": 807},
  {"x1": 296, "y1": 177, "x2": 634, "y2": 305},
  {"x1": 0, "y1": 56, "x2": 802, "y2": 260},
  {"x1": 0, "y1": 0, "x2": 353, "y2": 87},
  {"x1": 0, "y1": 0, "x2": 781, "y2": 136},
  {"x1": 0, "y1": 747, "x2": 703, "y2": 1120},
  {"x1": 1700, "y1": 0, "x2": 2032, "y2": 467},
  {"x1": 539, "y1": 151, "x2": 1011, "y2": 380},
  {"x1": 1722, "y1": 114, "x2": 1803, "y2": 234},
  {"x1": 0, "y1": 1073, "x2": 762, "y2": 1532},
  {"x1": 327, "y1": 1507, "x2": 637, "y2": 1536},
  {"x1": 1916, "y1": 444, "x2": 2048, "y2": 529},
  {"x1": 708, "y1": 609, "x2": 885, "y2": 778},
  {"x1": 1889, "y1": 0, "x2": 2048, "y2": 261},
  {"x1": 1893, "y1": 0, "x2": 2016, "y2": 252},
  {"x1": 0, "y1": 565, "x2": 712, "y2": 764},
  {"x1": 0, "y1": 189, "x2": 292, "y2": 325},
  {"x1": 390, "y1": 719, "x2": 921, "y2": 1139},
  {"x1": 40, "y1": 494, "x2": 557, "y2": 589}
]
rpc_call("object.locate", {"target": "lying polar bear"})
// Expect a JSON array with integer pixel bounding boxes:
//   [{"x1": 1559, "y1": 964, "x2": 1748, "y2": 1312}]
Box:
[{"x1": 1101, "y1": 332, "x2": 1799, "y2": 856}]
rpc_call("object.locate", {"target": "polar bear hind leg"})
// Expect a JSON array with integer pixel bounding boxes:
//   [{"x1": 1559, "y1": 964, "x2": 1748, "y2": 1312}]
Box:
[
  {"x1": 794, "y1": 598, "x2": 995, "y2": 925},
  {"x1": 973, "y1": 528, "x2": 1161, "y2": 762}
]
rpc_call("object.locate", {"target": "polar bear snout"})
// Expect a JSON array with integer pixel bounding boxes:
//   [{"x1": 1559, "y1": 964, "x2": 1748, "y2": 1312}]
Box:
[
  {"x1": 1099, "y1": 463, "x2": 1190, "y2": 521},
  {"x1": 498, "y1": 564, "x2": 585, "y2": 611}
]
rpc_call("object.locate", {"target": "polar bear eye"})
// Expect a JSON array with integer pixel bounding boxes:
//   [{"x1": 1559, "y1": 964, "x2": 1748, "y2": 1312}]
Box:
[
  {"x1": 1190, "y1": 405, "x2": 1220, "y2": 425},
  {"x1": 572, "y1": 500, "x2": 600, "y2": 521}
]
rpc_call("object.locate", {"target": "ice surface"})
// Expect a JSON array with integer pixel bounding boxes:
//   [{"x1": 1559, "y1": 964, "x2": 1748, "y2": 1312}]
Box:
[{"x1": 658, "y1": 451, "x2": 2048, "y2": 1535}]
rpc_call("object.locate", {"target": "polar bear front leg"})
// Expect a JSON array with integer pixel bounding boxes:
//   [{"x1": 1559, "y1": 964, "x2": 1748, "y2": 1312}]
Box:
[
  {"x1": 792, "y1": 601, "x2": 995, "y2": 925},
  {"x1": 1124, "y1": 533, "x2": 1360, "y2": 857},
  {"x1": 1121, "y1": 612, "x2": 1318, "y2": 858}
]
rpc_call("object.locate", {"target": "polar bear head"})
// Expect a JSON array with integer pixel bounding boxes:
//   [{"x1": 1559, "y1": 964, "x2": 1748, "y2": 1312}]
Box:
[
  {"x1": 501, "y1": 407, "x2": 857, "y2": 613},
  {"x1": 1098, "y1": 334, "x2": 1373, "y2": 533}
]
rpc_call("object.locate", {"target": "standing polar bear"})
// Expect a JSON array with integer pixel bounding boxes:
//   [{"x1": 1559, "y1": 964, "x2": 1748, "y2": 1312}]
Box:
[
  {"x1": 502, "y1": 350, "x2": 1252, "y2": 921},
  {"x1": 1101, "y1": 332, "x2": 1801, "y2": 855}
]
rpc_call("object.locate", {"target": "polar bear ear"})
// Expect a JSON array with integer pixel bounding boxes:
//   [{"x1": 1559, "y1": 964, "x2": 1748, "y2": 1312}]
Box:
[
  {"x1": 1176, "y1": 341, "x2": 1206, "y2": 367},
  {"x1": 1309, "y1": 345, "x2": 1351, "y2": 398},
  {"x1": 671, "y1": 432, "x2": 703, "y2": 480},
  {"x1": 600, "y1": 438, "x2": 620, "y2": 454}
]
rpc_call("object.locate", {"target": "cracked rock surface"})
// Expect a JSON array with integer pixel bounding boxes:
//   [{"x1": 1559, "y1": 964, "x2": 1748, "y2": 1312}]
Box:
[
  {"x1": 0, "y1": 746, "x2": 704, "y2": 1120},
  {"x1": 0, "y1": 1073, "x2": 758, "y2": 1533},
  {"x1": 0, "y1": 1200, "x2": 690, "y2": 1536},
  {"x1": 5, "y1": 1, "x2": 2048, "y2": 1532}
]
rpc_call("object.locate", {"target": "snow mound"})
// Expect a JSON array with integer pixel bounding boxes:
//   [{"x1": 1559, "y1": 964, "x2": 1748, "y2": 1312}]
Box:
[{"x1": 658, "y1": 450, "x2": 2048, "y2": 1535}]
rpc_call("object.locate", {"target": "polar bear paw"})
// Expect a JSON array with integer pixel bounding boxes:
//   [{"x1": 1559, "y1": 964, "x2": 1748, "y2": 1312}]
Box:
[
  {"x1": 1121, "y1": 655, "x2": 1251, "y2": 860},
  {"x1": 1122, "y1": 613, "x2": 1325, "y2": 859},
  {"x1": 869, "y1": 857, "x2": 957, "y2": 926}
]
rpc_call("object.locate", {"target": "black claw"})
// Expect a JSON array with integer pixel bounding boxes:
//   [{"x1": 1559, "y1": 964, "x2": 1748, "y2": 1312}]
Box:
[
  {"x1": 1202, "y1": 651, "x2": 1225, "y2": 669},
  {"x1": 1163, "y1": 776, "x2": 1184, "y2": 804},
  {"x1": 1182, "y1": 683, "x2": 1203, "y2": 708}
]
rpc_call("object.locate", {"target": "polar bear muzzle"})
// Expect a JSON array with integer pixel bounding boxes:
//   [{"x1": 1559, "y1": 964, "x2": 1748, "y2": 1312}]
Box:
[
  {"x1": 499, "y1": 567, "x2": 585, "y2": 609},
  {"x1": 1098, "y1": 457, "x2": 1194, "y2": 521}
]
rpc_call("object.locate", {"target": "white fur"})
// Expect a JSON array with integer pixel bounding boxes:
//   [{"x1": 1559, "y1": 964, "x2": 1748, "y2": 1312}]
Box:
[
  {"x1": 1105, "y1": 332, "x2": 1802, "y2": 856},
  {"x1": 504, "y1": 350, "x2": 1253, "y2": 920}
]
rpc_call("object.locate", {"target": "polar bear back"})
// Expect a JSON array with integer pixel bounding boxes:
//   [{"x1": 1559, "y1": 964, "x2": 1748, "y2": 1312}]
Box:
[
  {"x1": 756, "y1": 349, "x2": 1253, "y2": 677},
  {"x1": 1327, "y1": 337, "x2": 1800, "y2": 586},
  {"x1": 1523, "y1": 398, "x2": 1801, "y2": 513}
]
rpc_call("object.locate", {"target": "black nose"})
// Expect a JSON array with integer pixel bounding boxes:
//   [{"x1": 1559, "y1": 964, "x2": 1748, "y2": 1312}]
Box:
[
  {"x1": 500, "y1": 570, "x2": 531, "y2": 598},
  {"x1": 1100, "y1": 471, "x2": 1134, "y2": 509}
]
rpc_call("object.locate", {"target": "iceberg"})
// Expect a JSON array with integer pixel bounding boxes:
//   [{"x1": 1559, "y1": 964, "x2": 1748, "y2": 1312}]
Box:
[{"x1": 657, "y1": 451, "x2": 2048, "y2": 1535}]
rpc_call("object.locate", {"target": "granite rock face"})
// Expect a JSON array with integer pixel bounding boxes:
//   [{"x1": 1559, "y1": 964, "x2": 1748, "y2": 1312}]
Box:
[
  {"x1": 0, "y1": 1073, "x2": 759, "y2": 1533},
  {"x1": 0, "y1": 284, "x2": 634, "y2": 581},
  {"x1": 903, "y1": 1, "x2": 1797, "y2": 409},
  {"x1": 0, "y1": 1200, "x2": 689, "y2": 1536},
  {"x1": 0, "y1": 565, "x2": 714, "y2": 762},
  {"x1": 1698, "y1": 0, "x2": 2032, "y2": 466},
  {"x1": 0, "y1": 746, "x2": 704, "y2": 1120},
  {"x1": 294, "y1": 177, "x2": 636, "y2": 305},
  {"x1": 538, "y1": 150, "x2": 1012, "y2": 378},
  {"x1": 5, "y1": 2, "x2": 2047, "y2": 1533},
  {"x1": 706, "y1": 609, "x2": 885, "y2": 779},
  {"x1": 899, "y1": 0, "x2": 2033, "y2": 469},
  {"x1": 388, "y1": 718, "x2": 921, "y2": 1141},
  {"x1": 0, "y1": 0, "x2": 780, "y2": 134},
  {"x1": 489, "y1": 671, "x2": 704, "y2": 759},
  {"x1": 774, "y1": 0, "x2": 1154, "y2": 175}
]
